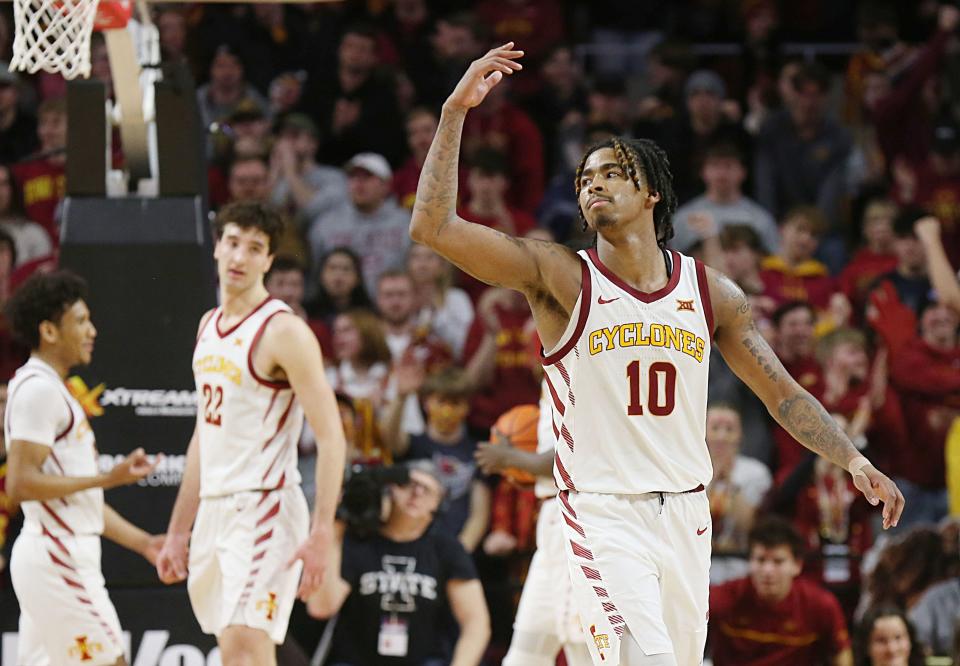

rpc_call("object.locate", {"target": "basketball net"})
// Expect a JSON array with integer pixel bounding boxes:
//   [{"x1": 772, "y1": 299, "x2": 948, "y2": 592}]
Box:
[{"x1": 10, "y1": 0, "x2": 133, "y2": 79}]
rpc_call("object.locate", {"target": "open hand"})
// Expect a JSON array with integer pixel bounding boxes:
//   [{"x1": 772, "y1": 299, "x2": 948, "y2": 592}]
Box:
[
  {"x1": 288, "y1": 527, "x2": 332, "y2": 601},
  {"x1": 445, "y1": 43, "x2": 523, "y2": 111}
]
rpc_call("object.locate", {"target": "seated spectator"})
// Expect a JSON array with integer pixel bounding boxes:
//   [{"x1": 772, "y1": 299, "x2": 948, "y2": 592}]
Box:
[
  {"x1": 0, "y1": 62, "x2": 37, "y2": 164},
  {"x1": 705, "y1": 402, "x2": 772, "y2": 585},
  {"x1": 709, "y1": 516, "x2": 852, "y2": 666},
  {"x1": 760, "y1": 206, "x2": 834, "y2": 313},
  {"x1": 463, "y1": 288, "x2": 540, "y2": 440},
  {"x1": 326, "y1": 308, "x2": 392, "y2": 419},
  {"x1": 719, "y1": 224, "x2": 768, "y2": 303},
  {"x1": 211, "y1": 99, "x2": 272, "y2": 167},
  {"x1": 306, "y1": 246, "x2": 373, "y2": 328},
  {"x1": 392, "y1": 107, "x2": 438, "y2": 210},
  {"x1": 853, "y1": 605, "x2": 925, "y2": 666},
  {"x1": 376, "y1": 269, "x2": 451, "y2": 369},
  {"x1": 908, "y1": 574, "x2": 960, "y2": 659},
  {"x1": 12, "y1": 98, "x2": 66, "y2": 245},
  {"x1": 264, "y1": 257, "x2": 331, "y2": 354},
  {"x1": 839, "y1": 199, "x2": 898, "y2": 318},
  {"x1": 886, "y1": 300, "x2": 959, "y2": 529},
  {"x1": 307, "y1": 152, "x2": 410, "y2": 295},
  {"x1": 406, "y1": 243, "x2": 474, "y2": 360},
  {"x1": 268, "y1": 113, "x2": 347, "y2": 225},
  {"x1": 384, "y1": 367, "x2": 490, "y2": 553},
  {"x1": 309, "y1": 461, "x2": 491, "y2": 665},
  {"x1": 867, "y1": 208, "x2": 932, "y2": 318},
  {"x1": 196, "y1": 44, "x2": 270, "y2": 134},
  {"x1": 226, "y1": 154, "x2": 271, "y2": 204},
  {"x1": 0, "y1": 164, "x2": 51, "y2": 267},
  {"x1": 672, "y1": 143, "x2": 778, "y2": 256}
]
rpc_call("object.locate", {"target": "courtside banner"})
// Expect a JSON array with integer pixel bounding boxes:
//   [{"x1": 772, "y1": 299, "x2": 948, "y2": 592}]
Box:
[{"x1": 60, "y1": 196, "x2": 216, "y2": 586}]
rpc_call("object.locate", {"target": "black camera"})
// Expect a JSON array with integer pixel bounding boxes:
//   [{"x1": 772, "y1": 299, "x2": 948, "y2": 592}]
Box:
[{"x1": 338, "y1": 463, "x2": 410, "y2": 539}]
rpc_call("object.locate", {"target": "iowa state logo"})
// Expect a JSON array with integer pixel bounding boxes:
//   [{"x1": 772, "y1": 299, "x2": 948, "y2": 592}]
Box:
[
  {"x1": 68, "y1": 635, "x2": 103, "y2": 661},
  {"x1": 257, "y1": 592, "x2": 278, "y2": 620},
  {"x1": 590, "y1": 624, "x2": 610, "y2": 661}
]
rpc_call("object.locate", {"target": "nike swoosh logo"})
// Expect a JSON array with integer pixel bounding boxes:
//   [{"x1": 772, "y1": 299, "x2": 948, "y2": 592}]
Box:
[
  {"x1": 597, "y1": 296, "x2": 620, "y2": 305},
  {"x1": 697, "y1": 526, "x2": 708, "y2": 536}
]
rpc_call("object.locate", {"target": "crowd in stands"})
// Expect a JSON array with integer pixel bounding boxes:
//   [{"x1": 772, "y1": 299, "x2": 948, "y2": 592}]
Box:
[{"x1": 1, "y1": 0, "x2": 960, "y2": 664}]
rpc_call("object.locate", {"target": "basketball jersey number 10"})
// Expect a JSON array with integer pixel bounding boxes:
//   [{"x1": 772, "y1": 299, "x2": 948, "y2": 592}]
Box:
[{"x1": 625, "y1": 361, "x2": 677, "y2": 416}]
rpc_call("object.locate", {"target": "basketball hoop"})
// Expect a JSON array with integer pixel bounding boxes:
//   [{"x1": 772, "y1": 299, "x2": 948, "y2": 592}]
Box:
[{"x1": 10, "y1": 0, "x2": 133, "y2": 79}]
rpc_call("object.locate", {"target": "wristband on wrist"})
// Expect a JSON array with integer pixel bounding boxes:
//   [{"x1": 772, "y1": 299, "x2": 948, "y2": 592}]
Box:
[{"x1": 848, "y1": 455, "x2": 871, "y2": 479}]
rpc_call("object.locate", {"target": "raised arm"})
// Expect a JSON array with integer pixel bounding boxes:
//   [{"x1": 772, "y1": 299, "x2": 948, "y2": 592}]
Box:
[
  {"x1": 915, "y1": 215, "x2": 960, "y2": 314},
  {"x1": 410, "y1": 43, "x2": 579, "y2": 300},
  {"x1": 708, "y1": 267, "x2": 904, "y2": 528}
]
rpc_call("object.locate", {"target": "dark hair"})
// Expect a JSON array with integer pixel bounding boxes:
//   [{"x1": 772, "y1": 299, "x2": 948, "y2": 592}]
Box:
[
  {"x1": 791, "y1": 61, "x2": 830, "y2": 94},
  {"x1": 748, "y1": 515, "x2": 805, "y2": 560},
  {"x1": 853, "y1": 605, "x2": 924, "y2": 666},
  {"x1": 0, "y1": 227, "x2": 16, "y2": 268},
  {"x1": 266, "y1": 256, "x2": 305, "y2": 280},
  {"x1": 704, "y1": 141, "x2": 745, "y2": 164},
  {"x1": 865, "y1": 528, "x2": 953, "y2": 609},
  {"x1": 575, "y1": 136, "x2": 677, "y2": 247},
  {"x1": 213, "y1": 201, "x2": 285, "y2": 254},
  {"x1": 0, "y1": 164, "x2": 27, "y2": 218},
  {"x1": 308, "y1": 247, "x2": 373, "y2": 317},
  {"x1": 439, "y1": 11, "x2": 489, "y2": 45},
  {"x1": 420, "y1": 366, "x2": 474, "y2": 401},
  {"x1": 6, "y1": 270, "x2": 88, "y2": 350},
  {"x1": 377, "y1": 268, "x2": 413, "y2": 287},
  {"x1": 719, "y1": 224, "x2": 765, "y2": 254},
  {"x1": 468, "y1": 148, "x2": 510, "y2": 177},
  {"x1": 893, "y1": 207, "x2": 928, "y2": 238},
  {"x1": 342, "y1": 21, "x2": 379, "y2": 43},
  {"x1": 771, "y1": 300, "x2": 815, "y2": 328}
]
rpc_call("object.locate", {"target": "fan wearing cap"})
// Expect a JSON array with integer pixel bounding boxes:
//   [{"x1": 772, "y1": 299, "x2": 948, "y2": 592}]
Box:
[
  {"x1": 0, "y1": 61, "x2": 38, "y2": 164},
  {"x1": 309, "y1": 460, "x2": 491, "y2": 665},
  {"x1": 269, "y1": 113, "x2": 347, "y2": 224},
  {"x1": 307, "y1": 152, "x2": 410, "y2": 295}
]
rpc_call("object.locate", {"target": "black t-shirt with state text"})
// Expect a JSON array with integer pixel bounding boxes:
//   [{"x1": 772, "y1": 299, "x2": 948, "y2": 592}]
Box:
[{"x1": 327, "y1": 528, "x2": 478, "y2": 665}]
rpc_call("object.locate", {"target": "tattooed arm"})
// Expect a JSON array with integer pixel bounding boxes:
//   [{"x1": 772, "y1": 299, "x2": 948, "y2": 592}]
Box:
[
  {"x1": 707, "y1": 267, "x2": 905, "y2": 528},
  {"x1": 409, "y1": 43, "x2": 579, "y2": 300}
]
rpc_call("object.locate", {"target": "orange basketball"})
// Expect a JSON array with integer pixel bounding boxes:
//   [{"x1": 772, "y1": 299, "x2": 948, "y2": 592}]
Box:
[{"x1": 491, "y1": 404, "x2": 540, "y2": 486}]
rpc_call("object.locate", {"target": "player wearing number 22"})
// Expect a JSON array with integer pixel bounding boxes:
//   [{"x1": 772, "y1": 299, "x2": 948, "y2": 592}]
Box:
[
  {"x1": 411, "y1": 42, "x2": 905, "y2": 666},
  {"x1": 156, "y1": 202, "x2": 347, "y2": 666}
]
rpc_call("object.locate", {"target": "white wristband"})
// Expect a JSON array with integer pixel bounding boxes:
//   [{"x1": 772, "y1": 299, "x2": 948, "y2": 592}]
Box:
[{"x1": 848, "y1": 455, "x2": 871, "y2": 479}]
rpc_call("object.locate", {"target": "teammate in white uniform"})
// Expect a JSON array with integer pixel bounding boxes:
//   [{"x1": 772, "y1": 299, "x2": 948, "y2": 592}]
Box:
[
  {"x1": 5, "y1": 271, "x2": 161, "y2": 666},
  {"x1": 410, "y1": 44, "x2": 905, "y2": 665},
  {"x1": 156, "y1": 202, "x2": 347, "y2": 666},
  {"x1": 475, "y1": 382, "x2": 592, "y2": 666}
]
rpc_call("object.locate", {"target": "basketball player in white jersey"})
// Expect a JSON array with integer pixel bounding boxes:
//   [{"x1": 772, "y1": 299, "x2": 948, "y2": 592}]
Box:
[
  {"x1": 475, "y1": 381, "x2": 592, "y2": 666},
  {"x1": 155, "y1": 202, "x2": 347, "y2": 666},
  {"x1": 411, "y1": 44, "x2": 905, "y2": 666},
  {"x1": 5, "y1": 271, "x2": 162, "y2": 666}
]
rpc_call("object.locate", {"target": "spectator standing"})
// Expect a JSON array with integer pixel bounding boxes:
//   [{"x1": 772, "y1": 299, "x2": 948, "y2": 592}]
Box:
[
  {"x1": 868, "y1": 209, "x2": 932, "y2": 318},
  {"x1": 839, "y1": 200, "x2": 898, "y2": 317},
  {"x1": 0, "y1": 164, "x2": 51, "y2": 267},
  {"x1": 307, "y1": 152, "x2": 410, "y2": 295},
  {"x1": 460, "y1": 149, "x2": 537, "y2": 238},
  {"x1": 0, "y1": 62, "x2": 36, "y2": 164},
  {"x1": 709, "y1": 517, "x2": 853, "y2": 666},
  {"x1": 760, "y1": 206, "x2": 834, "y2": 312},
  {"x1": 672, "y1": 143, "x2": 779, "y2": 255},
  {"x1": 754, "y1": 62, "x2": 852, "y2": 241}
]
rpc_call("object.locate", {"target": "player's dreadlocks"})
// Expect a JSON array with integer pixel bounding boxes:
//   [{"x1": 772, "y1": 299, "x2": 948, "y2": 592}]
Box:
[{"x1": 574, "y1": 137, "x2": 677, "y2": 248}]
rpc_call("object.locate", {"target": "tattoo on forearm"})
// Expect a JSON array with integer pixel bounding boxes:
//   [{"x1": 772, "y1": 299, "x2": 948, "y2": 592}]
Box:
[
  {"x1": 715, "y1": 271, "x2": 778, "y2": 381},
  {"x1": 778, "y1": 392, "x2": 857, "y2": 467},
  {"x1": 741, "y1": 330, "x2": 779, "y2": 382},
  {"x1": 412, "y1": 108, "x2": 467, "y2": 236}
]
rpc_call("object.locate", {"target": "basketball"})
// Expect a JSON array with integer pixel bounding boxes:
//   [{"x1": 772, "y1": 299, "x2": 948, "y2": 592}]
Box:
[{"x1": 491, "y1": 404, "x2": 540, "y2": 486}]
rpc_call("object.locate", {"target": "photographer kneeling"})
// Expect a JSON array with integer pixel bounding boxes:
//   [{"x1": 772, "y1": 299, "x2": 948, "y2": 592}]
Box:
[{"x1": 309, "y1": 460, "x2": 491, "y2": 665}]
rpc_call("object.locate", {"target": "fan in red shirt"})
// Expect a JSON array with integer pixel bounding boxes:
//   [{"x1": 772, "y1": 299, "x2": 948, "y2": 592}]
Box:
[
  {"x1": 393, "y1": 107, "x2": 440, "y2": 211},
  {"x1": 11, "y1": 98, "x2": 66, "y2": 246},
  {"x1": 760, "y1": 206, "x2": 835, "y2": 312},
  {"x1": 462, "y1": 287, "x2": 540, "y2": 438},
  {"x1": 838, "y1": 199, "x2": 898, "y2": 320},
  {"x1": 709, "y1": 516, "x2": 852, "y2": 666}
]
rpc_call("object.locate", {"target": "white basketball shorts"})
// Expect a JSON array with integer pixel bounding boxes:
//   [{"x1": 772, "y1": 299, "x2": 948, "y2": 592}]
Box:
[
  {"x1": 11, "y1": 532, "x2": 124, "y2": 666},
  {"x1": 557, "y1": 488, "x2": 711, "y2": 666},
  {"x1": 188, "y1": 484, "x2": 309, "y2": 644}
]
